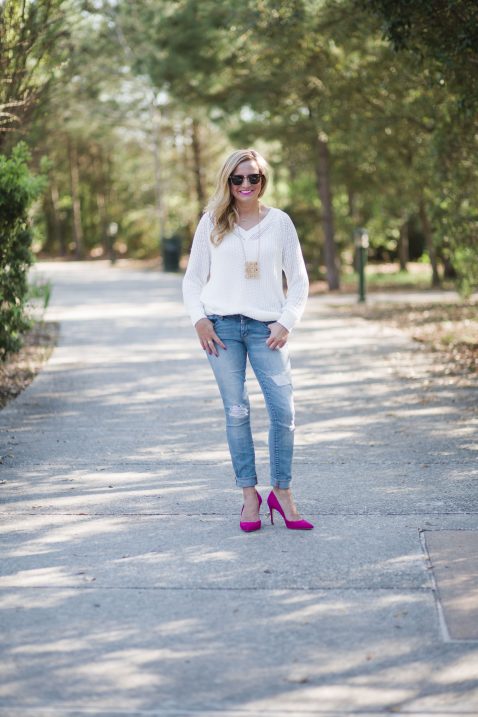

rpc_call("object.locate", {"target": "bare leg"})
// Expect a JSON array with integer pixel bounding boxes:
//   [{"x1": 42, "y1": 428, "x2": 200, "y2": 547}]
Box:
[
  {"x1": 242, "y1": 486, "x2": 260, "y2": 521},
  {"x1": 272, "y1": 487, "x2": 302, "y2": 521}
]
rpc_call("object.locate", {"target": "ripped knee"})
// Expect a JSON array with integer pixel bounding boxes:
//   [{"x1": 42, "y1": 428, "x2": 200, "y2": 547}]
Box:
[{"x1": 228, "y1": 404, "x2": 249, "y2": 419}]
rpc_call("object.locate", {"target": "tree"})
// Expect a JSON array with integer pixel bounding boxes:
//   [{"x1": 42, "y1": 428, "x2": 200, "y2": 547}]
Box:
[
  {"x1": 0, "y1": 143, "x2": 44, "y2": 359},
  {"x1": 0, "y1": 0, "x2": 68, "y2": 150},
  {"x1": 13, "y1": 0, "x2": 476, "y2": 296},
  {"x1": 361, "y1": 0, "x2": 478, "y2": 112},
  {"x1": 359, "y1": 0, "x2": 478, "y2": 292},
  {"x1": 115, "y1": 0, "x2": 349, "y2": 288}
]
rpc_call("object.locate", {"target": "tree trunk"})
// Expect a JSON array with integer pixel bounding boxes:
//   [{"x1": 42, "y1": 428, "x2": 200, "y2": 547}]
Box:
[
  {"x1": 442, "y1": 254, "x2": 457, "y2": 279},
  {"x1": 104, "y1": 151, "x2": 117, "y2": 263},
  {"x1": 348, "y1": 186, "x2": 360, "y2": 272},
  {"x1": 150, "y1": 105, "x2": 165, "y2": 244},
  {"x1": 67, "y1": 138, "x2": 84, "y2": 259},
  {"x1": 97, "y1": 189, "x2": 108, "y2": 254},
  {"x1": 191, "y1": 118, "x2": 206, "y2": 220},
  {"x1": 93, "y1": 145, "x2": 109, "y2": 259},
  {"x1": 398, "y1": 217, "x2": 409, "y2": 272},
  {"x1": 313, "y1": 133, "x2": 340, "y2": 290},
  {"x1": 418, "y1": 197, "x2": 440, "y2": 288},
  {"x1": 50, "y1": 182, "x2": 65, "y2": 256}
]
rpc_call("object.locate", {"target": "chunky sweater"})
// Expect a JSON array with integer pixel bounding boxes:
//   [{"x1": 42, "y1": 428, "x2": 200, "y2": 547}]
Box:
[{"x1": 182, "y1": 207, "x2": 309, "y2": 332}]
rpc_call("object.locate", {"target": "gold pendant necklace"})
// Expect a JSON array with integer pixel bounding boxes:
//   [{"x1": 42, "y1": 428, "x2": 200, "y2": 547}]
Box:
[
  {"x1": 244, "y1": 260, "x2": 260, "y2": 279},
  {"x1": 239, "y1": 206, "x2": 261, "y2": 280}
]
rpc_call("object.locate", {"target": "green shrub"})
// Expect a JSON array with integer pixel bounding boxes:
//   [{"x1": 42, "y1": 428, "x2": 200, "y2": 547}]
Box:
[{"x1": 0, "y1": 142, "x2": 44, "y2": 360}]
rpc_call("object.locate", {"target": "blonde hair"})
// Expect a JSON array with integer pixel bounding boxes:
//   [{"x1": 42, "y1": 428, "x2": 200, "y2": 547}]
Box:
[{"x1": 205, "y1": 148, "x2": 269, "y2": 246}]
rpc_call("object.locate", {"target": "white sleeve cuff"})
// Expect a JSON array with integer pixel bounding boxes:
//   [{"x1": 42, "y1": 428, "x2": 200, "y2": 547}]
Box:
[
  {"x1": 192, "y1": 310, "x2": 207, "y2": 327},
  {"x1": 277, "y1": 309, "x2": 298, "y2": 332}
]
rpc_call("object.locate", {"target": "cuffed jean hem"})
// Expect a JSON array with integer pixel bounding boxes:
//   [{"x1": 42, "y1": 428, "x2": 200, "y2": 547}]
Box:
[
  {"x1": 271, "y1": 480, "x2": 292, "y2": 489},
  {"x1": 235, "y1": 475, "x2": 258, "y2": 488}
]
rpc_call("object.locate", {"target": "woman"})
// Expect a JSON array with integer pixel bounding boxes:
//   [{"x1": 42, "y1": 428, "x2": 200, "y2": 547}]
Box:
[{"x1": 182, "y1": 148, "x2": 313, "y2": 532}]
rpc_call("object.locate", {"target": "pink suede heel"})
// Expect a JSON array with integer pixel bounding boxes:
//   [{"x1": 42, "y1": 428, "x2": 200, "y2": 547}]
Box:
[
  {"x1": 267, "y1": 490, "x2": 314, "y2": 530},
  {"x1": 240, "y1": 490, "x2": 262, "y2": 532}
]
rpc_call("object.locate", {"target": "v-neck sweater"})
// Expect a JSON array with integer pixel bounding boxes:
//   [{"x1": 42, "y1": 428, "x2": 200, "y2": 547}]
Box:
[{"x1": 182, "y1": 207, "x2": 309, "y2": 331}]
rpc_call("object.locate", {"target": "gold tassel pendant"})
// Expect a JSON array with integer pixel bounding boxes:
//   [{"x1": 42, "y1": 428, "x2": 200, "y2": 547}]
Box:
[{"x1": 245, "y1": 261, "x2": 260, "y2": 279}]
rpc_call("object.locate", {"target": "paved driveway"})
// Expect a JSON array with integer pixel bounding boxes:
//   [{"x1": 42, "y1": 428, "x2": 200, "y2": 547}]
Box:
[{"x1": 1, "y1": 261, "x2": 477, "y2": 716}]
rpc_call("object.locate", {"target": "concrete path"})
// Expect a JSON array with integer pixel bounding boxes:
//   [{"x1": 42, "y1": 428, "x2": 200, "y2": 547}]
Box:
[{"x1": 1, "y1": 261, "x2": 477, "y2": 717}]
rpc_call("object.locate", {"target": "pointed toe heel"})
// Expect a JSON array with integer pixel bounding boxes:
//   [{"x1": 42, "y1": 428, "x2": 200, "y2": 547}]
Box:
[
  {"x1": 267, "y1": 490, "x2": 314, "y2": 530},
  {"x1": 240, "y1": 490, "x2": 262, "y2": 532}
]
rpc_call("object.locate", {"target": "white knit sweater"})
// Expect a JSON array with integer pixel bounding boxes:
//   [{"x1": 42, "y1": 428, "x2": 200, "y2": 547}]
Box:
[{"x1": 182, "y1": 207, "x2": 309, "y2": 331}]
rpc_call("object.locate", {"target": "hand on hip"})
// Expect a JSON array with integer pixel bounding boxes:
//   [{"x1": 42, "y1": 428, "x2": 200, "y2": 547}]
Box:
[
  {"x1": 266, "y1": 322, "x2": 289, "y2": 350},
  {"x1": 195, "y1": 318, "x2": 226, "y2": 356}
]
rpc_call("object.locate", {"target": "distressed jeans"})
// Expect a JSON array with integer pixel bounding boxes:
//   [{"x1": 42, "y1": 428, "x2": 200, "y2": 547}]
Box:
[{"x1": 206, "y1": 314, "x2": 295, "y2": 489}]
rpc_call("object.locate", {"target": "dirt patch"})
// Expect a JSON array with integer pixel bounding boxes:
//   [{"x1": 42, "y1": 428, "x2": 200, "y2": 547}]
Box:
[
  {"x1": 0, "y1": 321, "x2": 60, "y2": 410},
  {"x1": 333, "y1": 301, "x2": 478, "y2": 379}
]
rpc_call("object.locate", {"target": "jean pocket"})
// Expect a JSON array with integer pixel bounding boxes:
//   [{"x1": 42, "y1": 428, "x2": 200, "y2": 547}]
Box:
[{"x1": 206, "y1": 314, "x2": 221, "y2": 321}]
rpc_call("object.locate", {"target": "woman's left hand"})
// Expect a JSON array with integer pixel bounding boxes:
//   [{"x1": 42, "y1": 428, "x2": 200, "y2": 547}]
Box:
[{"x1": 266, "y1": 322, "x2": 289, "y2": 350}]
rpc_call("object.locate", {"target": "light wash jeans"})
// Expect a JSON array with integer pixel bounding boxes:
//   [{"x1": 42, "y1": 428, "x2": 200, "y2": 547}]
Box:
[{"x1": 206, "y1": 314, "x2": 295, "y2": 489}]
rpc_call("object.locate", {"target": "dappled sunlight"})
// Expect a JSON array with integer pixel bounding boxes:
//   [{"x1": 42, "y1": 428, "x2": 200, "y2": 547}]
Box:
[
  {"x1": 12, "y1": 637, "x2": 94, "y2": 655},
  {"x1": 110, "y1": 545, "x2": 240, "y2": 574},
  {"x1": 6, "y1": 274, "x2": 472, "y2": 493},
  {"x1": 49, "y1": 301, "x2": 182, "y2": 322},
  {"x1": 187, "y1": 549, "x2": 238, "y2": 564},
  {"x1": 0, "y1": 582, "x2": 450, "y2": 710},
  {"x1": 447, "y1": 589, "x2": 478, "y2": 614},
  {"x1": 298, "y1": 428, "x2": 355, "y2": 443},
  {"x1": 257, "y1": 683, "x2": 410, "y2": 712},
  {"x1": 379, "y1": 486, "x2": 417, "y2": 495},
  {"x1": 0, "y1": 588, "x2": 77, "y2": 610},
  {"x1": 1, "y1": 263, "x2": 477, "y2": 712},
  {"x1": 155, "y1": 618, "x2": 201, "y2": 637},
  {"x1": 2, "y1": 515, "x2": 125, "y2": 558},
  {"x1": 393, "y1": 405, "x2": 462, "y2": 419},
  {"x1": 1, "y1": 575, "x2": 477, "y2": 711},
  {"x1": 0, "y1": 567, "x2": 74, "y2": 587},
  {"x1": 70, "y1": 647, "x2": 179, "y2": 689},
  {"x1": 434, "y1": 655, "x2": 478, "y2": 684},
  {"x1": 0, "y1": 508, "x2": 429, "y2": 591},
  {"x1": 268, "y1": 595, "x2": 352, "y2": 623},
  {"x1": 0, "y1": 465, "x2": 238, "y2": 513}
]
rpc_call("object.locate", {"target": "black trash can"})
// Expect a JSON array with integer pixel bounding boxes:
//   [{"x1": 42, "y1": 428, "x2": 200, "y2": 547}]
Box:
[{"x1": 162, "y1": 235, "x2": 182, "y2": 272}]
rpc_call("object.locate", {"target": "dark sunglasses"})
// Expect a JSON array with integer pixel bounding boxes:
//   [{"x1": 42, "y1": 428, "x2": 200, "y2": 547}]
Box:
[{"x1": 228, "y1": 173, "x2": 262, "y2": 186}]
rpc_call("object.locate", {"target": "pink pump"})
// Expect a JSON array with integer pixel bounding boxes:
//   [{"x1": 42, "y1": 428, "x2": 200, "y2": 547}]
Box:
[
  {"x1": 240, "y1": 490, "x2": 262, "y2": 532},
  {"x1": 267, "y1": 490, "x2": 314, "y2": 530}
]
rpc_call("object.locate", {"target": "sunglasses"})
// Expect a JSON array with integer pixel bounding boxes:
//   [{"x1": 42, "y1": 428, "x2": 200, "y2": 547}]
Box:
[{"x1": 228, "y1": 173, "x2": 262, "y2": 186}]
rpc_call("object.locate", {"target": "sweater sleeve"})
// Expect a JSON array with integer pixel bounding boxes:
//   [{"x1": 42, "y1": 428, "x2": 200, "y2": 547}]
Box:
[
  {"x1": 182, "y1": 213, "x2": 212, "y2": 326},
  {"x1": 277, "y1": 212, "x2": 309, "y2": 332}
]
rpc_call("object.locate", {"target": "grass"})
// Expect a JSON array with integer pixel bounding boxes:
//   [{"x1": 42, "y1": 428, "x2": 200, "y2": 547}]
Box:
[
  {"x1": 310, "y1": 262, "x2": 456, "y2": 294},
  {"x1": 345, "y1": 262, "x2": 445, "y2": 291}
]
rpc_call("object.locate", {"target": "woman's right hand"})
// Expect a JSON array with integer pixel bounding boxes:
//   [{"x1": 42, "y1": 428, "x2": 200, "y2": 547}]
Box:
[{"x1": 195, "y1": 318, "x2": 227, "y2": 356}]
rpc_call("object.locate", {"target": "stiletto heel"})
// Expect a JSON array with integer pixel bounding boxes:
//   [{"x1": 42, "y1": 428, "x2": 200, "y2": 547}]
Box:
[
  {"x1": 240, "y1": 490, "x2": 262, "y2": 532},
  {"x1": 267, "y1": 490, "x2": 314, "y2": 530}
]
